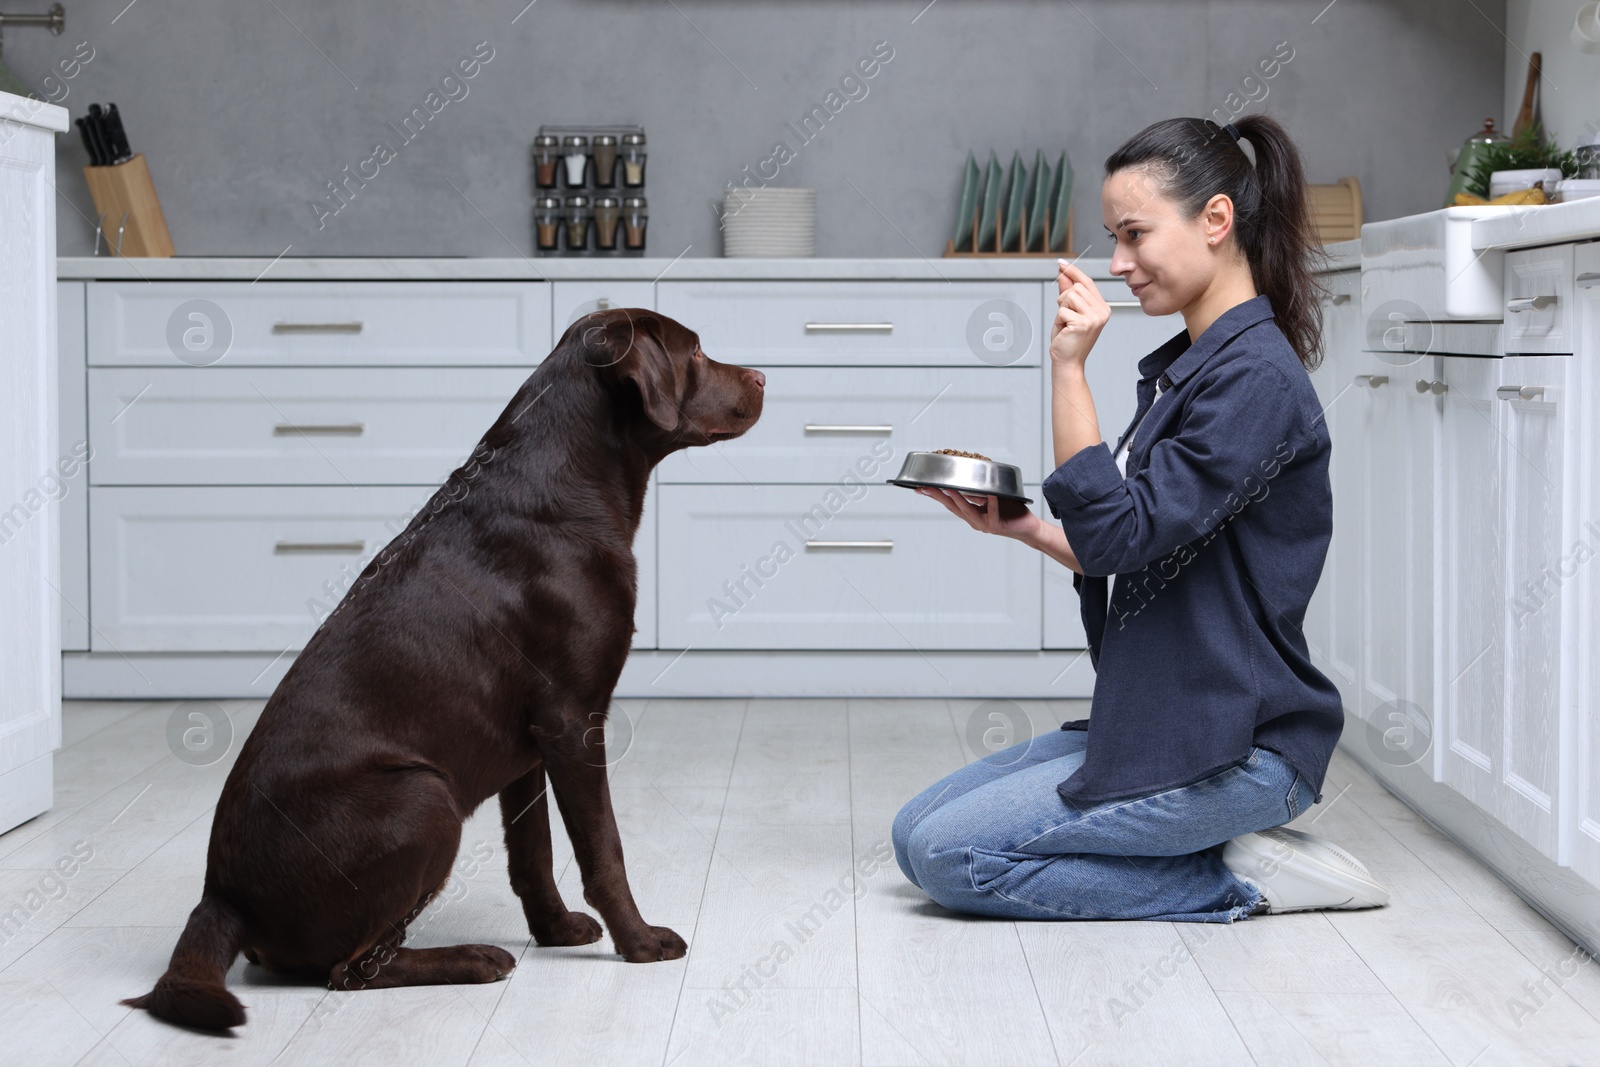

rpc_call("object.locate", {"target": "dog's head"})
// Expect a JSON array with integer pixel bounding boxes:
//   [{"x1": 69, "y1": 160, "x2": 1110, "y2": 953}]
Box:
[{"x1": 566, "y1": 308, "x2": 764, "y2": 452}]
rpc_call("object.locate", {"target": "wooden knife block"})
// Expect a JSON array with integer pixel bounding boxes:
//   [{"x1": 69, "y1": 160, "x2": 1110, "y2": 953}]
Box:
[{"x1": 82, "y1": 154, "x2": 175, "y2": 257}]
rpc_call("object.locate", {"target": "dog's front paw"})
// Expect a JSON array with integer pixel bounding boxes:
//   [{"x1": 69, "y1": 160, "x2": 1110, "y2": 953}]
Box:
[
  {"x1": 534, "y1": 910, "x2": 604, "y2": 947},
  {"x1": 617, "y1": 925, "x2": 688, "y2": 963}
]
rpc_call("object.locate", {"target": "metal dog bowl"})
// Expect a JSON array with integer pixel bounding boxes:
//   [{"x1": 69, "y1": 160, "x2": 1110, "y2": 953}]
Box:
[{"x1": 886, "y1": 450, "x2": 1032, "y2": 504}]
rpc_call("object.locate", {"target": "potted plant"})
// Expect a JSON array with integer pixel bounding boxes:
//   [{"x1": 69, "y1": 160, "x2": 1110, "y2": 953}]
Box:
[{"x1": 1462, "y1": 121, "x2": 1577, "y2": 199}]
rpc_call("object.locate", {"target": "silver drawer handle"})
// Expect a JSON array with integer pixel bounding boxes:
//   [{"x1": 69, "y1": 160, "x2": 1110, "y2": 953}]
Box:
[
  {"x1": 804, "y1": 322, "x2": 893, "y2": 333},
  {"x1": 274, "y1": 540, "x2": 366, "y2": 554},
  {"x1": 1330, "y1": 292, "x2": 1352, "y2": 305},
  {"x1": 1506, "y1": 295, "x2": 1556, "y2": 313},
  {"x1": 1414, "y1": 379, "x2": 1447, "y2": 395},
  {"x1": 1496, "y1": 385, "x2": 1545, "y2": 401},
  {"x1": 804, "y1": 423, "x2": 893, "y2": 435},
  {"x1": 1354, "y1": 374, "x2": 1389, "y2": 388},
  {"x1": 804, "y1": 540, "x2": 894, "y2": 550},
  {"x1": 1578, "y1": 272, "x2": 1600, "y2": 288},
  {"x1": 272, "y1": 322, "x2": 365, "y2": 334},
  {"x1": 273, "y1": 423, "x2": 366, "y2": 436}
]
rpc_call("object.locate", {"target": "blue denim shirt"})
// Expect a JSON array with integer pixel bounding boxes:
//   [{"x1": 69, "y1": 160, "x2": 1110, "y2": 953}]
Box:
[{"x1": 1040, "y1": 294, "x2": 1343, "y2": 806}]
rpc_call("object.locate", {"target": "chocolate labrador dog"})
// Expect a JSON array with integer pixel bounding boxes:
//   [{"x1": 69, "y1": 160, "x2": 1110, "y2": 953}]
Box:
[{"x1": 124, "y1": 308, "x2": 765, "y2": 1029}]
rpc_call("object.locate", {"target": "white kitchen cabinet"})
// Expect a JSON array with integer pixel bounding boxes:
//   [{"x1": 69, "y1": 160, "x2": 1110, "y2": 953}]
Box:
[
  {"x1": 1498, "y1": 353, "x2": 1571, "y2": 860},
  {"x1": 87, "y1": 367, "x2": 534, "y2": 486},
  {"x1": 1350, "y1": 346, "x2": 1441, "y2": 766},
  {"x1": 1041, "y1": 285, "x2": 1183, "y2": 649},
  {"x1": 1436, "y1": 351, "x2": 1572, "y2": 863},
  {"x1": 656, "y1": 482, "x2": 1041, "y2": 651},
  {"x1": 89, "y1": 485, "x2": 441, "y2": 652},
  {"x1": 1306, "y1": 272, "x2": 1361, "y2": 702},
  {"x1": 1573, "y1": 246, "x2": 1600, "y2": 887},
  {"x1": 658, "y1": 366, "x2": 1038, "y2": 485},
  {"x1": 1503, "y1": 243, "x2": 1575, "y2": 355},
  {"x1": 0, "y1": 91, "x2": 67, "y2": 835},
  {"x1": 551, "y1": 281, "x2": 655, "y2": 349},
  {"x1": 88, "y1": 282, "x2": 550, "y2": 367},
  {"x1": 58, "y1": 281, "x2": 90, "y2": 652},
  {"x1": 658, "y1": 280, "x2": 1043, "y2": 366},
  {"x1": 1438, "y1": 355, "x2": 1507, "y2": 816}
]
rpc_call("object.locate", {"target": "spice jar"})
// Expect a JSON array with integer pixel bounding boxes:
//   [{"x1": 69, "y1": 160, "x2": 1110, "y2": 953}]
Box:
[
  {"x1": 620, "y1": 133, "x2": 647, "y2": 188},
  {"x1": 532, "y1": 135, "x2": 560, "y2": 189},
  {"x1": 561, "y1": 135, "x2": 590, "y2": 188},
  {"x1": 533, "y1": 196, "x2": 562, "y2": 252},
  {"x1": 593, "y1": 196, "x2": 621, "y2": 251},
  {"x1": 622, "y1": 195, "x2": 648, "y2": 251},
  {"x1": 592, "y1": 134, "x2": 619, "y2": 188},
  {"x1": 564, "y1": 195, "x2": 592, "y2": 252}
]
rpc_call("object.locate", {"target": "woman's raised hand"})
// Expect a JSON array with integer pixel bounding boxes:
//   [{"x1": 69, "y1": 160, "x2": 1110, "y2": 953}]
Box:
[{"x1": 1051, "y1": 259, "x2": 1111, "y2": 367}]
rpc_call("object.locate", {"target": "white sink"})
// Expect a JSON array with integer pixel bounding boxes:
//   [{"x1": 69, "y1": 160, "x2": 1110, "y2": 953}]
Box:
[{"x1": 1361, "y1": 205, "x2": 1506, "y2": 322}]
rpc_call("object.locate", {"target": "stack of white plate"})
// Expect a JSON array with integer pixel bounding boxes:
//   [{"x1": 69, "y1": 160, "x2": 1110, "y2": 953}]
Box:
[{"x1": 721, "y1": 187, "x2": 815, "y2": 257}]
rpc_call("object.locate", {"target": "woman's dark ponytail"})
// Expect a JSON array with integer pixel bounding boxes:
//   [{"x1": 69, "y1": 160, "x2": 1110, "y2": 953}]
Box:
[{"x1": 1104, "y1": 113, "x2": 1333, "y2": 371}]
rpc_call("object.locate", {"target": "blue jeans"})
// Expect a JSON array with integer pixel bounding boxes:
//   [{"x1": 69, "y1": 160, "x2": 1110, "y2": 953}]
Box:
[{"x1": 891, "y1": 729, "x2": 1316, "y2": 923}]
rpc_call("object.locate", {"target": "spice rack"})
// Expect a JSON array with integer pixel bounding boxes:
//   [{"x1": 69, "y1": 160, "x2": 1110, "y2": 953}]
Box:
[{"x1": 532, "y1": 123, "x2": 647, "y2": 256}]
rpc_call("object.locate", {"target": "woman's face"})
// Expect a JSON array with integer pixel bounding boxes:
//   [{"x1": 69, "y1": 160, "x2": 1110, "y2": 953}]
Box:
[{"x1": 1101, "y1": 166, "x2": 1232, "y2": 317}]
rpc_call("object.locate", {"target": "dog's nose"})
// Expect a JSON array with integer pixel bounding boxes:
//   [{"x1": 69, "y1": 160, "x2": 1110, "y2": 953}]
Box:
[{"x1": 750, "y1": 369, "x2": 766, "y2": 388}]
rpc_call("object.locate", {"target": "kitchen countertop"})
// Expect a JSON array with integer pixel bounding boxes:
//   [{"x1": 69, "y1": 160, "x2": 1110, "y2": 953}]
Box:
[
  {"x1": 58, "y1": 239, "x2": 1363, "y2": 280},
  {"x1": 1471, "y1": 194, "x2": 1600, "y2": 250}
]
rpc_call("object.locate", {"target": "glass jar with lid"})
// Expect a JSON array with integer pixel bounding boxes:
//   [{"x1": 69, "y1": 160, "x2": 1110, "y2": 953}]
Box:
[
  {"x1": 622, "y1": 196, "x2": 648, "y2": 251},
  {"x1": 620, "y1": 133, "x2": 647, "y2": 188},
  {"x1": 592, "y1": 134, "x2": 619, "y2": 188},
  {"x1": 534, "y1": 195, "x2": 562, "y2": 252},
  {"x1": 532, "y1": 135, "x2": 560, "y2": 189},
  {"x1": 562, "y1": 135, "x2": 590, "y2": 188},
  {"x1": 564, "y1": 194, "x2": 592, "y2": 252},
  {"x1": 592, "y1": 196, "x2": 621, "y2": 251}
]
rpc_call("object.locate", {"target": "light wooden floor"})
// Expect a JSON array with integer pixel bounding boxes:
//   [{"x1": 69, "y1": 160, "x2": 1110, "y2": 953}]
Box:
[{"x1": 2, "y1": 698, "x2": 1598, "y2": 1066}]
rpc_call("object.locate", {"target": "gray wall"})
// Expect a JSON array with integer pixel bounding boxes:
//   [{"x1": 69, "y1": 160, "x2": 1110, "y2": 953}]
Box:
[{"x1": 6, "y1": 0, "x2": 1504, "y2": 259}]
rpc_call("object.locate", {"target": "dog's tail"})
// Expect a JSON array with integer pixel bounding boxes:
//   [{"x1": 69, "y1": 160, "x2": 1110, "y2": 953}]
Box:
[{"x1": 121, "y1": 894, "x2": 247, "y2": 1029}]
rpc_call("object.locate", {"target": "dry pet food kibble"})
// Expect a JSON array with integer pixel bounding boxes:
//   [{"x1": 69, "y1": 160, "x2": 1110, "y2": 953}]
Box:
[{"x1": 931, "y1": 449, "x2": 992, "y2": 461}]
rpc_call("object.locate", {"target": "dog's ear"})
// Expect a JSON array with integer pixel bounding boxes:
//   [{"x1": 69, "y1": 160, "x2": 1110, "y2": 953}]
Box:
[{"x1": 583, "y1": 312, "x2": 682, "y2": 432}]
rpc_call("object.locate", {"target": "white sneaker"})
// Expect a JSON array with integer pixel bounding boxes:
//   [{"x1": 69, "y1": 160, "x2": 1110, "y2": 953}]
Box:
[{"x1": 1222, "y1": 826, "x2": 1390, "y2": 914}]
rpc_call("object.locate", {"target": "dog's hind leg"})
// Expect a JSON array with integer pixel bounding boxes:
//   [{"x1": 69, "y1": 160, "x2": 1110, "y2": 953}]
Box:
[
  {"x1": 499, "y1": 762, "x2": 603, "y2": 947},
  {"x1": 329, "y1": 944, "x2": 516, "y2": 991},
  {"x1": 328, "y1": 883, "x2": 515, "y2": 991}
]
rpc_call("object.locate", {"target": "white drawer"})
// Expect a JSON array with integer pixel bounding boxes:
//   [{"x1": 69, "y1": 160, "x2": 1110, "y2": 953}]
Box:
[
  {"x1": 656, "y1": 483, "x2": 1041, "y2": 650},
  {"x1": 87, "y1": 367, "x2": 530, "y2": 485},
  {"x1": 657, "y1": 366, "x2": 1040, "y2": 483},
  {"x1": 90, "y1": 485, "x2": 656, "y2": 652},
  {"x1": 552, "y1": 281, "x2": 655, "y2": 339},
  {"x1": 657, "y1": 280, "x2": 1044, "y2": 366},
  {"x1": 87, "y1": 282, "x2": 550, "y2": 366},
  {"x1": 1503, "y1": 244, "x2": 1575, "y2": 354}
]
